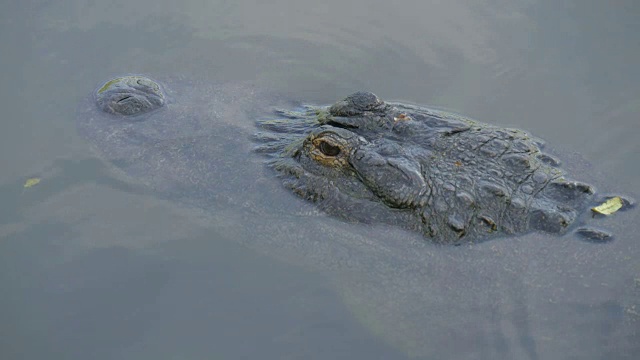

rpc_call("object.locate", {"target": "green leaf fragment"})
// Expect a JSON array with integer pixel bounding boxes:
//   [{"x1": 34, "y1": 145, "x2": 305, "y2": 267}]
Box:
[
  {"x1": 23, "y1": 177, "x2": 41, "y2": 188},
  {"x1": 591, "y1": 196, "x2": 623, "y2": 215}
]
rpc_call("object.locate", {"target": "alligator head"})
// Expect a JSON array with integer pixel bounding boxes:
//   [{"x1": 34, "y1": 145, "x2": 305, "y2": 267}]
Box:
[{"x1": 255, "y1": 92, "x2": 597, "y2": 243}]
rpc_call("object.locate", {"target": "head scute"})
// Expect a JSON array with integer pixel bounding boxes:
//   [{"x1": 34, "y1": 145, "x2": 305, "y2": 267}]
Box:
[{"x1": 329, "y1": 92, "x2": 388, "y2": 117}]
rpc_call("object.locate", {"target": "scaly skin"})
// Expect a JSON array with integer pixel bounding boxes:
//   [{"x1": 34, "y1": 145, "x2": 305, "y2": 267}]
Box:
[
  {"x1": 83, "y1": 78, "x2": 614, "y2": 243},
  {"x1": 255, "y1": 92, "x2": 596, "y2": 243}
]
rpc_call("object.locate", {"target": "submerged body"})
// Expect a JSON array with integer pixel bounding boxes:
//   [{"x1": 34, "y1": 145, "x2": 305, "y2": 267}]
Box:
[
  {"x1": 255, "y1": 92, "x2": 620, "y2": 243},
  {"x1": 77, "y1": 75, "x2": 286, "y2": 213},
  {"x1": 76, "y1": 75, "x2": 638, "y2": 357}
]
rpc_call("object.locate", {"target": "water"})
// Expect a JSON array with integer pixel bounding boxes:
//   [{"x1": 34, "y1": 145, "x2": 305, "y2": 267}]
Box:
[{"x1": 1, "y1": 1, "x2": 639, "y2": 359}]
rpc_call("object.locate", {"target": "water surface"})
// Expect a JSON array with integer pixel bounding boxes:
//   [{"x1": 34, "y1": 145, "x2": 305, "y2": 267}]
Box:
[{"x1": 1, "y1": 1, "x2": 638, "y2": 359}]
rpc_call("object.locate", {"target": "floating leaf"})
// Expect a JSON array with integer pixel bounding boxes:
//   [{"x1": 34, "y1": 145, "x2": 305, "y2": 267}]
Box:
[
  {"x1": 591, "y1": 196, "x2": 623, "y2": 215},
  {"x1": 23, "y1": 177, "x2": 41, "y2": 188}
]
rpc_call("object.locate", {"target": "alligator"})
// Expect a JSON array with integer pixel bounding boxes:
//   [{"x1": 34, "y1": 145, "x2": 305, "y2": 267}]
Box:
[
  {"x1": 255, "y1": 91, "x2": 626, "y2": 243},
  {"x1": 81, "y1": 76, "x2": 626, "y2": 243}
]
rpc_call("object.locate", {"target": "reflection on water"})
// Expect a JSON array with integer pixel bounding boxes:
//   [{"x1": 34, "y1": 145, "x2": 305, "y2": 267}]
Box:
[{"x1": 1, "y1": 0, "x2": 638, "y2": 359}]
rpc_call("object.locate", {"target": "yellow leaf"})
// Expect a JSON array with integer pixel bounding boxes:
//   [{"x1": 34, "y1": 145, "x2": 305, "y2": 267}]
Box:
[
  {"x1": 23, "y1": 177, "x2": 41, "y2": 188},
  {"x1": 591, "y1": 196, "x2": 623, "y2": 215}
]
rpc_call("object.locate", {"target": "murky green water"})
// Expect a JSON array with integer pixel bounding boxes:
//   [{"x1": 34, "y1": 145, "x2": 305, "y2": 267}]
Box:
[{"x1": 1, "y1": 1, "x2": 638, "y2": 359}]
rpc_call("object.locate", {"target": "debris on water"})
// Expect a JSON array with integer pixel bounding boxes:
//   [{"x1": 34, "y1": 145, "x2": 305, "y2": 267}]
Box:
[
  {"x1": 23, "y1": 177, "x2": 41, "y2": 188},
  {"x1": 575, "y1": 227, "x2": 613, "y2": 243},
  {"x1": 591, "y1": 196, "x2": 624, "y2": 215}
]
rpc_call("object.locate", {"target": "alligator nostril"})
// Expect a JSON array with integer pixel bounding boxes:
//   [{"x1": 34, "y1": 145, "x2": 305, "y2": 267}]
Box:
[
  {"x1": 96, "y1": 75, "x2": 165, "y2": 116},
  {"x1": 117, "y1": 96, "x2": 133, "y2": 104}
]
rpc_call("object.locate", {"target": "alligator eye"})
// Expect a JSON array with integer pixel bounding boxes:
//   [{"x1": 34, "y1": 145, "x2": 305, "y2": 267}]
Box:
[{"x1": 318, "y1": 141, "x2": 341, "y2": 156}]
